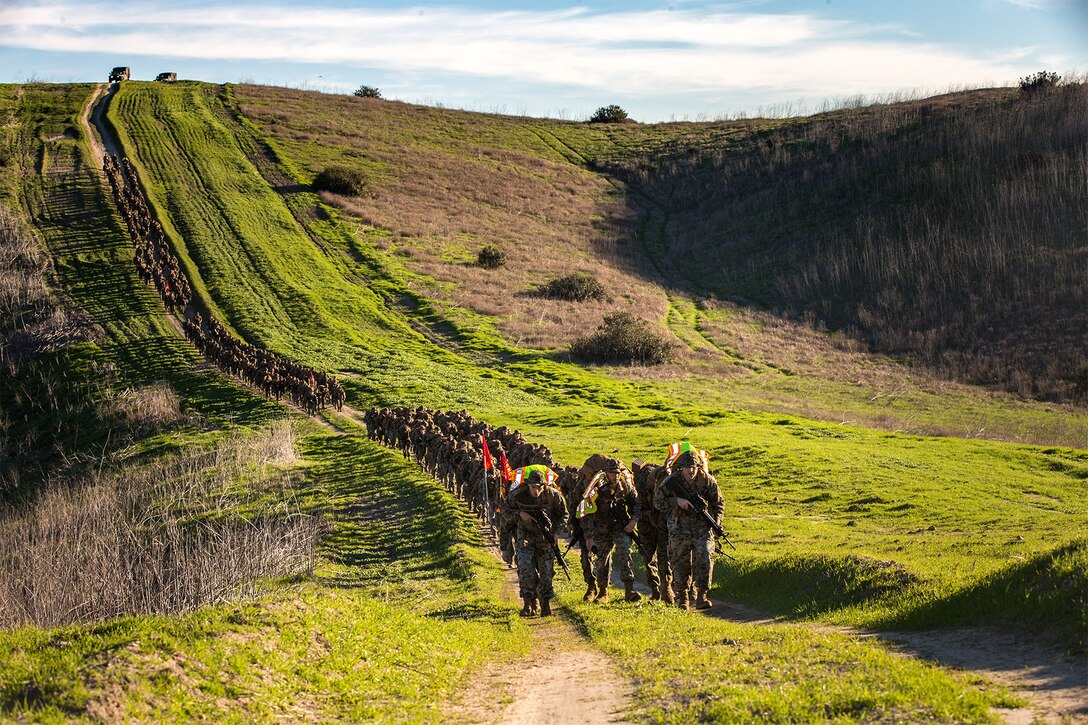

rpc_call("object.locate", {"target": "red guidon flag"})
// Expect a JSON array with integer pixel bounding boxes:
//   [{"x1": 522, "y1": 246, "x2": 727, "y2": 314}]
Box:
[
  {"x1": 480, "y1": 435, "x2": 494, "y2": 471},
  {"x1": 499, "y1": 450, "x2": 514, "y2": 482}
]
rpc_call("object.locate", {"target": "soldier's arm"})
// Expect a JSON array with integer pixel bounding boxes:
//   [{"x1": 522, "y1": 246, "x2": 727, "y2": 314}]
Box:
[
  {"x1": 654, "y1": 472, "x2": 678, "y2": 512},
  {"x1": 706, "y1": 475, "x2": 724, "y2": 524},
  {"x1": 625, "y1": 483, "x2": 642, "y2": 524},
  {"x1": 552, "y1": 492, "x2": 568, "y2": 532}
]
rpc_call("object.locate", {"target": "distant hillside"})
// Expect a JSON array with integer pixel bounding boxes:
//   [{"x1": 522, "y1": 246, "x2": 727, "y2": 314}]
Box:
[
  {"x1": 604, "y1": 85, "x2": 1088, "y2": 404},
  {"x1": 237, "y1": 83, "x2": 1086, "y2": 406}
]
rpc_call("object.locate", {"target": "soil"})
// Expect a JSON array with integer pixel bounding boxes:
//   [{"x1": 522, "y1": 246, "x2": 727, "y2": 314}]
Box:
[
  {"x1": 83, "y1": 84, "x2": 116, "y2": 166},
  {"x1": 709, "y1": 601, "x2": 1088, "y2": 724},
  {"x1": 448, "y1": 540, "x2": 635, "y2": 725}
]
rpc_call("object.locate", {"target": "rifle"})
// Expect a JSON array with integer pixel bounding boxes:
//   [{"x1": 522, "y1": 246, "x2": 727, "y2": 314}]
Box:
[
  {"x1": 663, "y1": 472, "x2": 737, "y2": 558},
  {"x1": 609, "y1": 505, "x2": 645, "y2": 554},
  {"x1": 562, "y1": 517, "x2": 585, "y2": 558},
  {"x1": 527, "y1": 509, "x2": 572, "y2": 581}
]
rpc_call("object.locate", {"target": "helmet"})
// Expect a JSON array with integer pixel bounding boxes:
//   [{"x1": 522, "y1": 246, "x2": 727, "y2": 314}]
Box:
[
  {"x1": 600, "y1": 458, "x2": 626, "y2": 473},
  {"x1": 526, "y1": 470, "x2": 545, "y2": 486},
  {"x1": 674, "y1": 450, "x2": 697, "y2": 468}
]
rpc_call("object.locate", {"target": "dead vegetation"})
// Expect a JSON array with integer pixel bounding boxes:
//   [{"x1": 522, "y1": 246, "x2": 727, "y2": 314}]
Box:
[
  {"x1": 611, "y1": 82, "x2": 1088, "y2": 404},
  {"x1": 0, "y1": 422, "x2": 322, "y2": 628}
]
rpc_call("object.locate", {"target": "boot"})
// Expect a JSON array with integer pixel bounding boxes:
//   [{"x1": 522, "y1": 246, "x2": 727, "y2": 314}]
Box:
[
  {"x1": 583, "y1": 582, "x2": 597, "y2": 602},
  {"x1": 594, "y1": 584, "x2": 610, "y2": 604},
  {"x1": 675, "y1": 591, "x2": 690, "y2": 610},
  {"x1": 519, "y1": 597, "x2": 536, "y2": 617},
  {"x1": 624, "y1": 581, "x2": 642, "y2": 602},
  {"x1": 694, "y1": 592, "x2": 713, "y2": 610},
  {"x1": 649, "y1": 583, "x2": 661, "y2": 601},
  {"x1": 661, "y1": 588, "x2": 674, "y2": 605},
  {"x1": 539, "y1": 598, "x2": 552, "y2": 617}
]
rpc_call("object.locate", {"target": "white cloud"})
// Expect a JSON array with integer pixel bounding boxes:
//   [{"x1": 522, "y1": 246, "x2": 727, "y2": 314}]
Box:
[{"x1": 0, "y1": 1, "x2": 1043, "y2": 99}]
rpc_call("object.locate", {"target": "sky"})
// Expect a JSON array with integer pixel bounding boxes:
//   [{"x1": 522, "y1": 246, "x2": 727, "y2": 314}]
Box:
[{"x1": 1, "y1": 0, "x2": 1086, "y2": 122}]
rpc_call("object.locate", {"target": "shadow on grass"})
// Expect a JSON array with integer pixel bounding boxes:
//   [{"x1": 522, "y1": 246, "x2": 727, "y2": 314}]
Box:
[
  {"x1": 426, "y1": 601, "x2": 513, "y2": 623},
  {"x1": 302, "y1": 434, "x2": 482, "y2": 587},
  {"x1": 721, "y1": 542, "x2": 1087, "y2": 653},
  {"x1": 720, "y1": 553, "x2": 921, "y2": 620},
  {"x1": 874, "y1": 539, "x2": 1087, "y2": 652}
]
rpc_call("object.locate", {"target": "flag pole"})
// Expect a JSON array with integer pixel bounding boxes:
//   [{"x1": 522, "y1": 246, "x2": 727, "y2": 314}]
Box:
[{"x1": 482, "y1": 465, "x2": 492, "y2": 530}]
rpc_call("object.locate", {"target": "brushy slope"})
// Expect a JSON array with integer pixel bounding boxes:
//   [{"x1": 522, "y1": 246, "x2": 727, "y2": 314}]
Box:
[{"x1": 604, "y1": 85, "x2": 1088, "y2": 404}]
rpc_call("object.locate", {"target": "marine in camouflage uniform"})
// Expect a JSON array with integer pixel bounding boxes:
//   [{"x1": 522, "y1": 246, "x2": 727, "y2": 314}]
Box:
[
  {"x1": 580, "y1": 462, "x2": 642, "y2": 604},
  {"x1": 505, "y1": 471, "x2": 568, "y2": 616},
  {"x1": 653, "y1": 450, "x2": 723, "y2": 610},
  {"x1": 633, "y1": 461, "x2": 672, "y2": 602}
]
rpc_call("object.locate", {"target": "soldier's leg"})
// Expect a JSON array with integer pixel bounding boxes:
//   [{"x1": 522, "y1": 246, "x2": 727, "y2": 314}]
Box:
[
  {"x1": 593, "y1": 534, "x2": 616, "y2": 602},
  {"x1": 615, "y1": 533, "x2": 642, "y2": 602},
  {"x1": 656, "y1": 528, "x2": 673, "y2": 603},
  {"x1": 579, "y1": 543, "x2": 595, "y2": 600},
  {"x1": 537, "y1": 540, "x2": 556, "y2": 616},
  {"x1": 693, "y1": 531, "x2": 715, "y2": 609},
  {"x1": 669, "y1": 532, "x2": 694, "y2": 609},
  {"x1": 515, "y1": 536, "x2": 539, "y2": 616},
  {"x1": 640, "y1": 524, "x2": 660, "y2": 599},
  {"x1": 500, "y1": 522, "x2": 516, "y2": 566}
]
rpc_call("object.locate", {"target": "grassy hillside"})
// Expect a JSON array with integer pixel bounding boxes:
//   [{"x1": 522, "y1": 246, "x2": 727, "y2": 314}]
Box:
[
  {"x1": 0, "y1": 80, "x2": 1085, "y2": 721},
  {"x1": 606, "y1": 84, "x2": 1088, "y2": 405},
  {"x1": 233, "y1": 83, "x2": 1087, "y2": 448}
]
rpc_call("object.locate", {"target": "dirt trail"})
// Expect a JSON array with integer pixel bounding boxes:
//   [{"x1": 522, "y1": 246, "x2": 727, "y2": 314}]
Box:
[
  {"x1": 867, "y1": 626, "x2": 1087, "y2": 724},
  {"x1": 82, "y1": 83, "x2": 116, "y2": 167},
  {"x1": 708, "y1": 602, "x2": 1087, "y2": 724},
  {"x1": 450, "y1": 542, "x2": 634, "y2": 725}
]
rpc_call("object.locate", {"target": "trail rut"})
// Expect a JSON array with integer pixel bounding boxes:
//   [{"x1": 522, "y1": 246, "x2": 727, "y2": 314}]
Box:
[{"x1": 449, "y1": 541, "x2": 635, "y2": 725}]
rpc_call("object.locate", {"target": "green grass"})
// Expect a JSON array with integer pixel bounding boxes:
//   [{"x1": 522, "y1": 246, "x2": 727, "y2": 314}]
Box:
[{"x1": 560, "y1": 594, "x2": 1018, "y2": 723}]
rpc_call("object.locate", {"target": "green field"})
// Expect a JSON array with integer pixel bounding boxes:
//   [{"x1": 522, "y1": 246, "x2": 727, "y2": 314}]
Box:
[{"x1": 0, "y1": 81, "x2": 1084, "y2": 723}]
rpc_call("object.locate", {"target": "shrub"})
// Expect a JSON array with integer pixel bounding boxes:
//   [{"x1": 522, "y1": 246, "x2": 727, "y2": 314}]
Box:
[
  {"x1": 312, "y1": 165, "x2": 368, "y2": 196},
  {"x1": 1019, "y1": 71, "x2": 1060, "y2": 95},
  {"x1": 570, "y1": 312, "x2": 674, "y2": 365},
  {"x1": 540, "y1": 271, "x2": 607, "y2": 302},
  {"x1": 588, "y1": 104, "x2": 631, "y2": 124},
  {"x1": 353, "y1": 85, "x2": 382, "y2": 99},
  {"x1": 476, "y1": 244, "x2": 507, "y2": 269}
]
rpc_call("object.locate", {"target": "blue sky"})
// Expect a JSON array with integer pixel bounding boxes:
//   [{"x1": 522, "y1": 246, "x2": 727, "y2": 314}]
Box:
[{"x1": 2, "y1": 0, "x2": 1085, "y2": 121}]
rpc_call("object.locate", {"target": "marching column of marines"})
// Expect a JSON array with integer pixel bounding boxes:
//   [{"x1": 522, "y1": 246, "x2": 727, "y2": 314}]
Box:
[{"x1": 362, "y1": 405, "x2": 728, "y2": 616}]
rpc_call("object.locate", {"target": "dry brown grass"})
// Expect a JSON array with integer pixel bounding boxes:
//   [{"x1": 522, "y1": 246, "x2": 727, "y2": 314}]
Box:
[
  {"x1": 96, "y1": 380, "x2": 187, "y2": 433},
  {"x1": 0, "y1": 421, "x2": 322, "y2": 628},
  {"x1": 236, "y1": 87, "x2": 672, "y2": 351}
]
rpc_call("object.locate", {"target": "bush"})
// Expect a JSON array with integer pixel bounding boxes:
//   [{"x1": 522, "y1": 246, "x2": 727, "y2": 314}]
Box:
[
  {"x1": 353, "y1": 85, "x2": 382, "y2": 99},
  {"x1": 476, "y1": 244, "x2": 506, "y2": 269},
  {"x1": 1019, "y1": 71, "x2": 1060, "y2": 95},
  {"x1": 588, "y1": 104, "x2": 631, "y2": 123},
  {"x1": 570, "y1": 312, "x2": 674, "y2": 365},
  {"x1": 540, "y1": 271, "x2": 607, "y2": 302},
  {"x1": 312, "y1": 165, "x2": 368, "y2": 196}
]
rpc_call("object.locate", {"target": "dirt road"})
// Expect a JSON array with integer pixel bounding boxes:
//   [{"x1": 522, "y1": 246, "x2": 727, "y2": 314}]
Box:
[{"x1": 449, "y1": 544, "x2": 634, "y2": 725}]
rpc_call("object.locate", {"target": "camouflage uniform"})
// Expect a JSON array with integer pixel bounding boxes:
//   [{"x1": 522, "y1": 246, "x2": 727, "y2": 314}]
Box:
[
  {"x1": 506, "y1": 482, "x2": 567, "y2": 615},
  {"x1": 634, "y1": 462, "x2": 671, "y2": 601},
  {"x1": 653, "y1": 464, "x2": 723, "y2": 608},
  {"x1": 496, "y1": 471, "x2": 517, "y2": 566},
  {"x1": 581, "y1": 469, "x2": 642, "y2": 602},
  {"x1": 564, "y1": 473, "x2": 595, "y2": 596}
]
